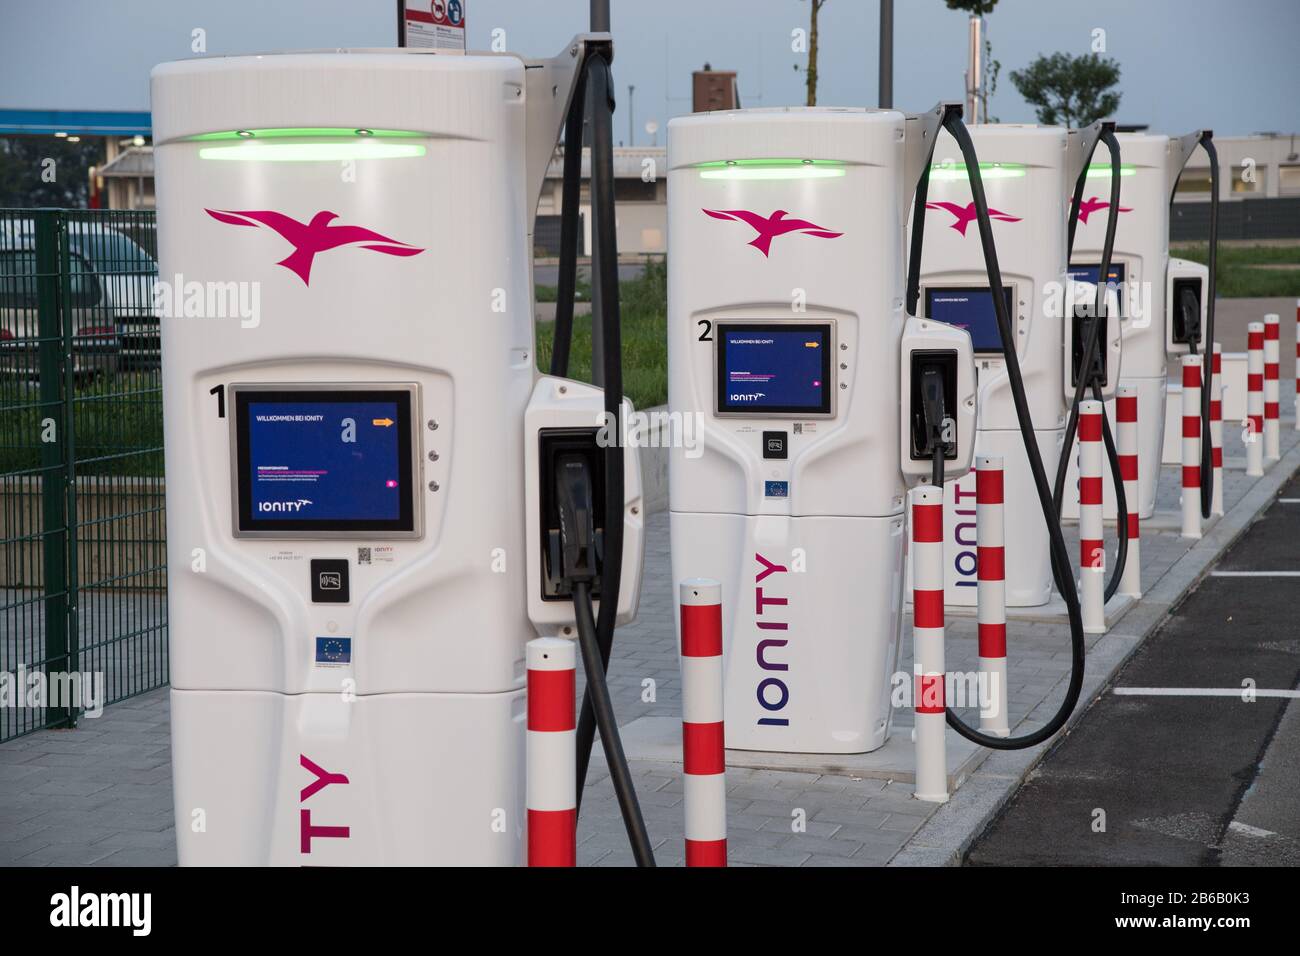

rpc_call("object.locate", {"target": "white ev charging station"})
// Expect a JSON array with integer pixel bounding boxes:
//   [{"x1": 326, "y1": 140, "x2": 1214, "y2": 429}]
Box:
[
  {"x1": 912, "y1": 124, "x2": 1123, "y2": 606},
  {"x1": 667, "y1": 106, "x2": 977, "y2": 754},
  {"x1": 154, "y1": 37, "x2": 656, "y2": 865},
  {"x1": 1062, "y1": 131, "x2": 1216, "y2": 520},
  {"x1": 669, "y1": 103, "x2": 1097, "y2": 760}
]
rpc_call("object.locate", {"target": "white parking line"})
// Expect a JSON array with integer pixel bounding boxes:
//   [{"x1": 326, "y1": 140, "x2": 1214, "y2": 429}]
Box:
[
  {"x1": 1113, "y1": 687, "x2": 1300, "y2": 698},
  {"x1": 1228, "y1": 821, "x2": 1277, "y2": 838},
  {"x1": 1278, "y1": 498, "x2": 1300, "y2": 504},
  {"x1": 1210, "y1": 570, "x2": 1300, "y2": 577}
]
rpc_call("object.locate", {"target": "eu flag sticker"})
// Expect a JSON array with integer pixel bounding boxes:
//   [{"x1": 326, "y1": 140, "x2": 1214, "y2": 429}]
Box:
[
  {"x1": 315, "y1": 637, "x2": 352, "y2": 665},
  {"x1": 764, "y1": 480, "x2": 789, "y2": 498}
]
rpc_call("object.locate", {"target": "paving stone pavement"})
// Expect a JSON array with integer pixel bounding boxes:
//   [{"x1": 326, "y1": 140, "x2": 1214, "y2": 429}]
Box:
[{"x1": 1, "y1": 387, "x2": 1295, "y2": 867}]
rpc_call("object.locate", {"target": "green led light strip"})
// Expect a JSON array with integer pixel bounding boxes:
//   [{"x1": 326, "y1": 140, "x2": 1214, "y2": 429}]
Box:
[
  {"x1": 927, "y1": 162, "x2": 1027, "y2": 181},
  {"x1": 191, "y1": 127, "x2": 427, "y2": 161},
  {"x1": 1085, "y1": 164, "x2": 1137, "y2": 177},
  {"x1": 697, "y1": 159, "x2": 846, "y2": 181}
]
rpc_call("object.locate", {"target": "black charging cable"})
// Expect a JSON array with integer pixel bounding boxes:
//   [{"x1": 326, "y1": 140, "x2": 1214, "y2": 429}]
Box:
[
  {"x1": 1197, "y1": 134, "x2": 1220, "y2": 519},
  {"x1": 549, "y1": 54, "x2": 590, "y2": 378},
  {"x1": 919, "y1": 365, "x2": 950, "y2": 488},
  {"x1": 908, "y1": 105, "x2": 1086, "y2": 750},
  {"x1": 567, "y1": 52, "x2": 634, "y2": 820},
  {"x1": 1053, "y1": 127, "x2": 1129, "y2": 602},
  {"x1": 539, "y1": 41, "x2": 644, "y2": 854},
  {"x1": 1167, "y1": 131, "x2": 1219, "y2": 517},
  {"x1": 553, "y1": 455, "x2": 655, "y2": 867}
]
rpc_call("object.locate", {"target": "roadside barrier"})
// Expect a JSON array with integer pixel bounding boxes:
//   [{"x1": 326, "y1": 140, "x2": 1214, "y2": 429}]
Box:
[
  {"x1": 976, "y1": 456, "x2": 1009, "y2": 737},
  {"x1": 911, "y1": 485, "x2": 948, "y2": 803},
  {"x1": 1210, "y1": 344, "x2": 1224, "y2": 517},
  {"x1": 1117, "y1": 386, "x2": 1142, "y2": 598},
  {"x1": 526, "y1": 637, "x2": 577, "y2": 867},
  {"x1": 1181, "y1": 355, "x2": 1203, "y2": 539},
  {"x1": 1079, "y1": 400, "x2": 1106, "y2": 633},
  {"x1": 1264, "y1": 313, "x2": 1280, "y2": 462},
  {"x1": 1247, "y1": 322, "x2": 1265, "y2": 478},
  {"x1": 679, "y1": 579, "x2": 727, "y2": 866}
]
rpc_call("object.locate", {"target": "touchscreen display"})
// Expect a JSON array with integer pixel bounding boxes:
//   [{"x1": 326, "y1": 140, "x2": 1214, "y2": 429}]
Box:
[
  {"x1": 1067, "y1": 262, "x2": 1126, "y2": 315},
  {"x1": 233, "y1": 388, "x2": 415, "y2": 534},
  {"x1": 716, "y1": 324, "x2": 832, "y2": 415},
  {"x1": 925, "y1": 287, "x2": 1013, "y2": 353}
]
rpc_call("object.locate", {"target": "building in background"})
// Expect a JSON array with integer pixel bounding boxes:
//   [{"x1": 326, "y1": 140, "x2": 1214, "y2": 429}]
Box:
[
  {"x1": 1175, "y1": 133, "x2": 1300, "y2": 200},
  {"x1": 96, "y1": 141, "x2": 155, "y2": 209},
  {"x1": 692, "y1": 65, "x2": 740, "y2": 112},
  {"x1": 1172, "y1": 132, "x2": 1300, "y2": 241},
  {"x1": 536, "y1": 147, "x2": 667, "y2": 258}
]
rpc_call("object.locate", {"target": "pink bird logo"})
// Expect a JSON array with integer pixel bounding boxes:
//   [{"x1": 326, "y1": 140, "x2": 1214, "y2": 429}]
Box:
[
  {"x1": 925, "y1": 201, "x2": 1021, "y2": 237},
  {"x1": 701, "y1": 208, "x2": 843, "y2": 257},
  {"x1": 1073, "y1": 195, "x2": 1133, "y2": 225},
  {"x1": 204, "y1": 208, "x2": 424, "y2": 285}
]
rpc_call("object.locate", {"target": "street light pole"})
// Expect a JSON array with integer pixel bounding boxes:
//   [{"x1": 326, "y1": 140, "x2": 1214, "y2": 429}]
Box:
[
  {"x1": 589, "y1": 0, "x2": 610, "y2": 383},
  {"x1": 966, "y1": 15, "x2": 982, "y2": 124},
  {"x1": 879, "y1": 0, "x2": 893, "y2": 108}
]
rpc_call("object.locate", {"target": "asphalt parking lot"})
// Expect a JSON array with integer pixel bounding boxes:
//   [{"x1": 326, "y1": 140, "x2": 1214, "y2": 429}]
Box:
[{"x1": 968, "y1": 472, "x2": 1300, "y2": 866}]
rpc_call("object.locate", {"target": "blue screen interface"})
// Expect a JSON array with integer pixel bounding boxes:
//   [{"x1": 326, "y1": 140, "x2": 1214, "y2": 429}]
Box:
[
  {"x1": 246, "y1": 400, "x2": 402, "y2": 522},
  {"x1": 1067, "y1": 262, "x2": 1126, "y2": 314},
  {"x1": 925, "y1": 287, "x2": 1011, "y2": 353},
  {"x1": 719, "y1": 326, "x2": 830, "y2": 413}
]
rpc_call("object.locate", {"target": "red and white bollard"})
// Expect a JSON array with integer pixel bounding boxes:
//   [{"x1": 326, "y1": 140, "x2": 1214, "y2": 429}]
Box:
[
  {"x1": 910, "y1": 485, "x2": 948, "y2": 803},
  {"x1": 1078, "y1": 400, "x2": 1106, "y2": 633},
  {"x1": 1210, "y1": 343, "x2": 1224, "y2": 518},
  {"x1": 976, "y1": 456, "x2": 1008, "y2": 737},
  {"x1": 1116, "y1": 385, "x2": 1142, "y2": 599},
  {"x1": 1293, "y1": 299, "x2": 1299, "y2": 431},
  {"x1": 1264, "y1": 313, "x2": 1281, "y2": 462},
  {"x1": 1247, "y1": 321, "x2": 1265, "y2": 478},
  {"x1": 1181, "y1": 355, "x2": 1203, "y2": 539},
  {"x1": 679, "y1": 579, "x2": 727, "y2": 867},
  {"x1": 526, "y1": 637, "x2": 576, "y2": 867}
]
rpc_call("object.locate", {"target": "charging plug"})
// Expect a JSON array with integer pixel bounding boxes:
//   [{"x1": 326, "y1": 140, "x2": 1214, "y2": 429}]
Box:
[
  {"x1": 915, "y1": 361, "x2": 956, "y2": 460},
  {"x1": 919, "y1": 364, "x2": 952, "y2": 456},
  {"x1": 908, "y1": 350, "x2": 958, "y2": 464},
  {"x1": 554, "y1": 453, "x2": 600, "y2": 585},
  {"x1": 1179, "y1": 285, "x2": 1202, "y2": 348}
]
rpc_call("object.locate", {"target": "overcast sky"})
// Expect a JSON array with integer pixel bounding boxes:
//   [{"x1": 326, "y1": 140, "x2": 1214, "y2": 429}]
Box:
[
  {"x1": 3, "y1": 0, "x2": 1297, "y2": 139},
  {"x1": 486, "y1": 0, "x2": 1300, "y2": 141}
]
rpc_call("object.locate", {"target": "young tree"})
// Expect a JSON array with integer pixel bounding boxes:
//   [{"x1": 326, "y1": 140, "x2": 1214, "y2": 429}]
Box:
[
  {"x1": 981, "y1": 39, "x2": 1002, "y2": 123},
  {"x1": 1010, "y1": 52, "x2": 1122, "y2": 127},
  {"x1": 945, "y1": 0, "x2": 997, "y2": 13},
  {"x1": 799, "y1": 0, "x2": 827, "y2": 107}
]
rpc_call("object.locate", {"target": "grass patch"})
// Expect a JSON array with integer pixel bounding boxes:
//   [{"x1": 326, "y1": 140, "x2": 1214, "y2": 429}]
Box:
[
  {"x1": 1172, "y1": 243, "x2": 1300, "y2": 298},
  {"x1": 535, "y1": 259, "x2": 668, "y2": 409},
  {"x1": 0, "y1": 373, "x2": 164, "y2": 477}
]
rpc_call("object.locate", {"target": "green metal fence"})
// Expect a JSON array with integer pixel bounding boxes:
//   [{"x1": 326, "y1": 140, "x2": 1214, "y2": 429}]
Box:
[{"x1": 1, "y1": 208, "x2": 166, "y2": 741}]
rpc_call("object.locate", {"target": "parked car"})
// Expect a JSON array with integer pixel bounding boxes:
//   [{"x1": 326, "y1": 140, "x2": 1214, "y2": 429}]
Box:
[
  {"x1": 0, "y1": 223, "x2": 159, "y2": 379},
  {"x1": 0, "y1": 244, "x2": 120, "y2": 378},
  {"x1": 70, "y1": 225, "x2": 160, "y2": 371}
]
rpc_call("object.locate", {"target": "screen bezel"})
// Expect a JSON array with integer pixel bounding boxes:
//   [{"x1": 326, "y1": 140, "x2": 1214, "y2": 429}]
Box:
[
  {"x1": 229, "y1": 383, "x2": 421, "y2": 539},
  {"x1": 923, "y1": 285, "x2": 1015, "y2": 354},
  {"x1": 713, "y1": 321, "x2": 836, "y2": 418}
]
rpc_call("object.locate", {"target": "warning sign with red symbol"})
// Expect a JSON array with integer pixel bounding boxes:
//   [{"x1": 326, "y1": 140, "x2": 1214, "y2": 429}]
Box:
[{"x1": 401, "y1": 0, "x2": 466, "y2": 51}]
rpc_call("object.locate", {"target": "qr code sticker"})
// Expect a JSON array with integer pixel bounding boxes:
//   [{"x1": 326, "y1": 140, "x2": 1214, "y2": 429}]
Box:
[{"x1": 357, "y1": 547, "x2": 372, "y2": 565}]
